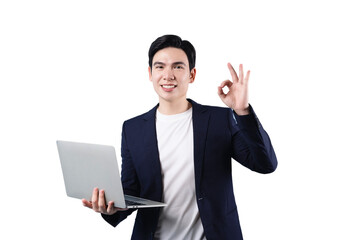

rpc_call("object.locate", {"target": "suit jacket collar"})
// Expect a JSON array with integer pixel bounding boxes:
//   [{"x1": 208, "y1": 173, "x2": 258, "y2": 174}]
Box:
[{"x1": 188, "y1": 99, "x2": 210, "y2": 196}]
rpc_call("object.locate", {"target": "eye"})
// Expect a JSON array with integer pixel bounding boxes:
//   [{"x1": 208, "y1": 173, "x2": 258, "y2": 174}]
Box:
[
  {"x1": 155, "y1": 65, "x2": 164, "y2": 69},
  {"x1": 174, "y1": 65, "x2": 184, "y2": 69}
]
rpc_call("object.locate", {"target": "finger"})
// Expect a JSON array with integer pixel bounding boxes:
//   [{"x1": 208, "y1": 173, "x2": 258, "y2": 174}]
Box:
[
  {"x1": 219, "y1": 79, "x2": 233, "y2": 88},
  {"x1": 238, "y1": 64, "x2": 244, "y2": 83},
  {"x1": 227, "y1": 63, "x2": 239, "y2": 83},
  {"x1": 244, "y1": 70, "x2": 250, "y2": 85},
  {"x1": 91, "y1": 187, "x2": 99, "y2": 211},
  {"x1": 98, "y1": 189, "x2": 107, "y2": 213},
  {"x1": 217, "y1": 86, "x2": 226, "y2": 99},
  {"x1": 107, "y1": 201, "x2": 115, "y2": 214},
  {"x1": 82, "y1": 199, "x2": 92, "y2": 209},
  {"x1": 218, "y1": 80, "x2": 233, "y2": 99}
]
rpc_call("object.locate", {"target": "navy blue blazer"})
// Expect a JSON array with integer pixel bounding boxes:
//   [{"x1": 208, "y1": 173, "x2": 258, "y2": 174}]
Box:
[{"x1": 102, "y1": 99, "x2": 277, "y2": 240}]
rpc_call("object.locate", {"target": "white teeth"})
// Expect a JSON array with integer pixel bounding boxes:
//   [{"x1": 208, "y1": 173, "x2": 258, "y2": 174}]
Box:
[{"x1": 162, "y1": 85, "x2": 175, "y2": 89}]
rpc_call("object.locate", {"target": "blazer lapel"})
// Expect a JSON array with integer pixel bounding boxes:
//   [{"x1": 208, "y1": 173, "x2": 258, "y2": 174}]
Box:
[
  {"x1": 188, "y1": 99, "x2": 210, "y2": 195},
  {"x1": 141, "y1": 105, "x2": 163, "y2": 197}
]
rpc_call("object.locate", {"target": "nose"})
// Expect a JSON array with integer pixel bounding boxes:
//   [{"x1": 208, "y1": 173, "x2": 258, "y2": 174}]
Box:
[{"x1": 163, "y1": 68, "x2": 175, "y2": 80}]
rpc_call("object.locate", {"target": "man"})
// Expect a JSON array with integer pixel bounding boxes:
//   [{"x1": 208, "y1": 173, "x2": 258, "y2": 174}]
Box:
[{"x1": 82, "y1": 35, "x2": 277, "y2": 239}]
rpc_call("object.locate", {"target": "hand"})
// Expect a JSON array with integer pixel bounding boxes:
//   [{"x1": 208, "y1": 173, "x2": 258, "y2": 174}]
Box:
[
  {"x1": 82, "y1": 188, "x2": 128, "y2": 215},
  {"x1": 218, "y1": 63, "x2": 250, "y2": 115}
]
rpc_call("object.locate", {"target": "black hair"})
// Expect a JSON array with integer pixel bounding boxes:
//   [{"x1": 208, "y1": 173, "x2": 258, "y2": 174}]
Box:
[{"x1": 148, "y1": 34, "x2": 196, "y2": 71}]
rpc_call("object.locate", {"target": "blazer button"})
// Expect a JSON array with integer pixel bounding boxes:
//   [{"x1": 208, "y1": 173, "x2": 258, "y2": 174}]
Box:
[{"x1": 198, "y1": 197, "x2": 203, "y2": 201}]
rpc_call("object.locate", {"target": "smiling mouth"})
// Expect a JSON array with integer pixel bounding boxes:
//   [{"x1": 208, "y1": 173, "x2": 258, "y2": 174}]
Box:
[{"x1": 161, "y1": 85, "x2": 177, "y2": 89}]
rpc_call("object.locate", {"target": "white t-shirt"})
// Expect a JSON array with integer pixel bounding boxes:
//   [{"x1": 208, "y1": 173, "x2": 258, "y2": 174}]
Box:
[{"x1": 154, "y1": 108, "x2": 206, "y2": 240}]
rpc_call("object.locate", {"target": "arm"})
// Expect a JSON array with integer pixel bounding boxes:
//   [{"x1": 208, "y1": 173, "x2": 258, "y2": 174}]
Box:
[
  {"x1": 229, "y1": 105, "x2": 277, "y2": 173},
  {"x1": 219, "y1": 63, "x2": 277, "y2": 173}
]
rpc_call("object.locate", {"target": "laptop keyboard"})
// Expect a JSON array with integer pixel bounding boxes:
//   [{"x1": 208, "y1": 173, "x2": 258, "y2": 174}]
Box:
[{"x1": 125, "y1": 199, "x2": 146, "y2": 206}]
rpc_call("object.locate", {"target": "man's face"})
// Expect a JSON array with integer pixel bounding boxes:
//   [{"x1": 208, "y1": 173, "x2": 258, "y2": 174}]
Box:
[{"x1": 148, "y1": 47, "x2": 196, "y2": 104}]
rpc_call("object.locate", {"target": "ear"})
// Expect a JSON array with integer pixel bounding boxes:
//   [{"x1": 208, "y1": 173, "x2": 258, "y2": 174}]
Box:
[
  {"x1": 148, "y1": 66, "x2": 152, "y2": 82},
  {"x1": 189, "y1": 68, "x2": 196, "y2": 83}
]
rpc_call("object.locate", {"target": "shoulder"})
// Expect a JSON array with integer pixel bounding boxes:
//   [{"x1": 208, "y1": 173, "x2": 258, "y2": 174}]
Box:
[
  {"x1": 122, "y1": 105, "x2": 157, "y2": 130},
  {"x1": 188, "y1": 98, "x2": 230, "y2": 114},
  {"x1": 189, "y1": 99, "x2": 233, "y2": 127},
  {"x1": 124, "y1": 112, "x2": 147, "y2": 124},
  {"x1": 202, "y1": 104, "x2": 229, "y2": 113}
]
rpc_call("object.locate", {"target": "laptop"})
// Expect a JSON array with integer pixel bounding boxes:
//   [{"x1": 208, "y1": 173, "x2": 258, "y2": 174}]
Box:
[{"x1": 57, "y1": 140, "x2": 166, "y2": 208}]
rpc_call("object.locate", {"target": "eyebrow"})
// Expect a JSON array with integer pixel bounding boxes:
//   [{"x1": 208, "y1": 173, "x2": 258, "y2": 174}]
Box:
[
  {"x1": 153, "y1": 61, "x2": 165, "y2": 66},
  {"x1": 153, "y1": 61, "x2": 187, "y2": 66},
  {"x1": 172, "y1": 61, "x2": 187, "y2": 66}
]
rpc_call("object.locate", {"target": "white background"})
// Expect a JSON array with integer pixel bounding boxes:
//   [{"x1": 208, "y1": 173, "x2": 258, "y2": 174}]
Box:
[{"x1": 1, "y1": 0, "x2": 359, "y2": 239}]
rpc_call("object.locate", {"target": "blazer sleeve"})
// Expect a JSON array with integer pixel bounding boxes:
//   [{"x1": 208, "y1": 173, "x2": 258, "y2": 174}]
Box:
[
  {"x1": 101, "y1": 121, "x2": 138, "y2": 227},
  {"x1": 229, "y1": 104, "x2": 278, "y2": 174}
]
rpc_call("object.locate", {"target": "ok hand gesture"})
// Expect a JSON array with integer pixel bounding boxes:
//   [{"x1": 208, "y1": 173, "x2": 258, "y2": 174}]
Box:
[{"x1": 218, "y1": 63, "x2": 250, "y2": 115}]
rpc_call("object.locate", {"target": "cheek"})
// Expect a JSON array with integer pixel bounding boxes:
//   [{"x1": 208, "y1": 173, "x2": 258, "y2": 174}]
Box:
[
  {"x1": 151, "y1": 76, "x2": 162, "y2": 91},
  {"x1": 178, "y1": 81, "x2": 190, "y2": 92},
  {"x1": 150, "y1": 73, "x2": 159, "y2": 83},
  {"x1": 178, "y1": 75, "x2": 191, "y2": 86},
  {"x1": 151, "y1": 79, "x2": 158, "y2": 89}
]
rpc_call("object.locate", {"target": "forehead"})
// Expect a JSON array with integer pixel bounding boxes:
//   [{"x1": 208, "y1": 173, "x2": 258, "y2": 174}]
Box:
[{"x1": 153, "y1": 47, "x2": 188, "y2": 64}]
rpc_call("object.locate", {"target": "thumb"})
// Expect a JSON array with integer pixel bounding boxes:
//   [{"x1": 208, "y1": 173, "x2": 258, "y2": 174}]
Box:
[
  {"x1": 218, "y1": 86, "x2": 226, "y2": 101},
  {"x1": 82, "y1": 199, "x2": 92, "y2": 208}
]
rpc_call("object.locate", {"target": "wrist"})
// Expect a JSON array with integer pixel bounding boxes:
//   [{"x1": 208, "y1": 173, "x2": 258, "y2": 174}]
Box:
[{"x1": 233, "y1": 106, "x2": 250, "y2": 116}]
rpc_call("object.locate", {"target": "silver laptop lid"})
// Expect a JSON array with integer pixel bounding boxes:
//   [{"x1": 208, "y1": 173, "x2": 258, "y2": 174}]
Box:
[{"x1": 57, "y1": 140, "x2": 127, "y2": 208}]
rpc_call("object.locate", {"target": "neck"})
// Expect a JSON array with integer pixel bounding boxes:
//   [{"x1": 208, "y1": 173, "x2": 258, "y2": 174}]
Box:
[{"x1": 157, "y1": 98, "x2": 191, "y2": 115}]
